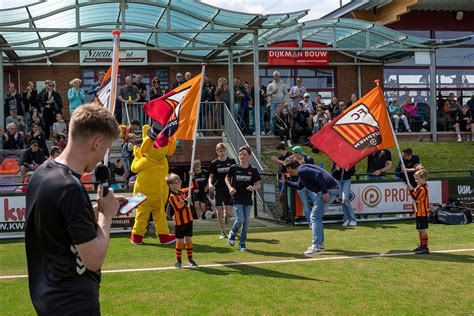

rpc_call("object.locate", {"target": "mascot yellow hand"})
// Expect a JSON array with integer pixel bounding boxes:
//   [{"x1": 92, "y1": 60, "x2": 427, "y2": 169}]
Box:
[{"x1": 129, "y1": 123, "x2": 177, "y2": 245}]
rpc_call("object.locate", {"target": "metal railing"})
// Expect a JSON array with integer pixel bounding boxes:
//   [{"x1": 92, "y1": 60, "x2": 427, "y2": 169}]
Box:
[{"x1": 119, "y1": 101, "x2": 226, "y2": 133}]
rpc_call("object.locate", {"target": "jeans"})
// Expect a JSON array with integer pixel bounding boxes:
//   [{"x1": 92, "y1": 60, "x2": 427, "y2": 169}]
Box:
[
  {"x1": 392, "y1": 114, "x2": 410, "y2": 131},
  {"x1": 298, "y1": 187, "x2": 317, "y2": 226},
  {"x1": 252, "y1": 106, "x2": 265, "y2": 133},
  {"x1": 231, "y1": 204, "x2": 251, "y2": 247},
  {"x1": 269, "y1": 101, "x2": 283, "y2": 130},
  {"x1": 311, "y1": 188, "x2": 339, "y2": 247},
  {"x1": 365, "y1": 175, "x2": 386, "y2": 181},
  {"x1": 337, "y1": 180, "x2": 356, "y2": 222}
]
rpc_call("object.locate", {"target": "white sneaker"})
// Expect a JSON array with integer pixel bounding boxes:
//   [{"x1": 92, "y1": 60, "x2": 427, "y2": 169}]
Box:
[
  {"x1": 407, "y1": 129, "x2": 412, "y2": 132},
  {"x1": 280, "y1": 141, "x2": 285, "y2": 145},
  {"x1": 457, "y1": 136, "x2": 462, "y2": 142},
  {"x1": 342, "y1": 220, "x2": 349, "y2": 227},
  {"x1": 219, "y1": 232, "x2": 227, "y2": 240},
  {"x1": 303, "y1": 244, "x2": 323, "y2": 256},
  {"x1": 420, "y1": 128, "x2": 427, "y2": 132},
  {"x1": 261, "y1": 131, "x2": 266, "y2": 136},
  {"x1": 252, "y1": 132, "x2": 256, "y2": 136},
  {"x1": 287, "y1": 140, "x2": 292, "y2": 147},
  {"x1": 349, "y1": 220, "x2": 357, "y2": 227}
]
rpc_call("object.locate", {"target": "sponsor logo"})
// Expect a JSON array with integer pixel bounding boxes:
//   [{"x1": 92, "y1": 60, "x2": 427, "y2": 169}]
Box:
[
  {"x1": 332, "y1": 104, "x2": 382, "y2": 150},
  {"x1": 362, "y1": 186, "x2": 382, "y2": 207},
  {"x1": 70, "y1": 245, "x2": 86, "y2": 275},
  {"x1": 457, "y1": 185, "x2": 473, "y2": 195}
]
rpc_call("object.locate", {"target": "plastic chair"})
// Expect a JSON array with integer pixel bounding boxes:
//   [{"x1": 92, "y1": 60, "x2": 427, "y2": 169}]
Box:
[{"x1": 0, "y1": 159, "x2": 19, "y2": 175}]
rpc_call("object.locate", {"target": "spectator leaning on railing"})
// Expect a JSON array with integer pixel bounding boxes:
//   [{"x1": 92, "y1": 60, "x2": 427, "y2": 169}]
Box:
[{"x1": 118, "y1": 76, "x2": 140, "y2": 108}]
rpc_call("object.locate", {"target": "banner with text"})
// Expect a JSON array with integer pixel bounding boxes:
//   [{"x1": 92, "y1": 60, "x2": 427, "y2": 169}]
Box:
[
  {"x1": 267, "y1": 42, "x2": 329, "y2": 66},
  {"x1": 80, "y1": 49, "x2": 147, "y2": 65}
]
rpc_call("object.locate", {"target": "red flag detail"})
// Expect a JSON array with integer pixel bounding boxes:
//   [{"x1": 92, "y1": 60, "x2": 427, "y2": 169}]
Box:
[{"x1": 310, "y1": 85, "x2": 396, "y2": 169}]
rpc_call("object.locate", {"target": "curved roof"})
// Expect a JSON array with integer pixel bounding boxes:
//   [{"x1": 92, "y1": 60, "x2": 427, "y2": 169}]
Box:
[{"x1": 0, "y1": 0, "x2": 471, "y2": 62}]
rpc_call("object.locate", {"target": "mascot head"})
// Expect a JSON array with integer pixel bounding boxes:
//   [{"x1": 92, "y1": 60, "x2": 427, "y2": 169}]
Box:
[{"x1": 139, "y1": 122, "x2": 176, "y2": 159}]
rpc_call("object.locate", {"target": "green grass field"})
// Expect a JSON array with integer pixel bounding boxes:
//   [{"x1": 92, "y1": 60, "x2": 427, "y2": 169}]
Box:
[
  {"x1": 261, "y1": 141, "x2": 474, "y2": 178},
  {"x1": 1, "y1": 221, "x2": 473, "y2": 315}
]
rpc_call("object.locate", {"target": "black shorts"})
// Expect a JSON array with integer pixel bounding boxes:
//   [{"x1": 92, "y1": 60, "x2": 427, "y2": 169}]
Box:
[
  {"x1": 192, "y1": 192, "x2": 207, "y2": 203},
  {"x1": 416, "y1": 216, "x2": 428, "y2": 230},
  {"x1": 215, "y1": 190, "x2": 233, "y2": 206},
  {"x1": 175, "y1": 222, "x2": 193, "y2": 239}
]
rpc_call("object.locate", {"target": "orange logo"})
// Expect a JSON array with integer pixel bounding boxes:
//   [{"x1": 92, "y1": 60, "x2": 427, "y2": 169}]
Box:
[{"x1": 331, "y1": 103, "x2": 382, "y2": 150}]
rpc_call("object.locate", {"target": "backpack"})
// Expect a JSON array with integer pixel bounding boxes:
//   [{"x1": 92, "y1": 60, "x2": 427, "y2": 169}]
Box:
[{"x1": 431, "y1": 204, "x2": 472, "y2": 225}]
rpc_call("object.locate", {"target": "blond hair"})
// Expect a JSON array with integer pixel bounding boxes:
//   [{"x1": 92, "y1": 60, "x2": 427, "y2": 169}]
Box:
[
  {"x1": 70, "y1": 78, "x2": 82, "y2": 86},
  {"x1": 216, "y1": 142, "x2": 226, "y2": 150},
  {"x1": 414, "y1": 168, "x2": 428, "y2": 180},
  {"x1": 69, "y1": 103, "x2": 120, "y2": 141},
  {"x1": 165, "y1": 173, "x2": 181, "y2": 186}
]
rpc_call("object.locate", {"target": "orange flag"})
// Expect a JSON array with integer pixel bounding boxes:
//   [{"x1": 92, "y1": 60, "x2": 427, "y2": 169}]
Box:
[
  {"x1": 144, "y1": 73, "x2": 202, "y2": 141},
  {"x1": 310, "y1": 84, "x2": 396, "y2": 169}
]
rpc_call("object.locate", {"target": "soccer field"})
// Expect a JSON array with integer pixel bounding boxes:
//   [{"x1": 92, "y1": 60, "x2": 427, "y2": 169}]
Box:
[{"x1": 1, "y1": 221, "x2": 473, "y2": 315}]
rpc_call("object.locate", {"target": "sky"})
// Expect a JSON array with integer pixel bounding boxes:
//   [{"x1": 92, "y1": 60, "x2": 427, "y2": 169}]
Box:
[{"x1": 0, "y1": 0, "x2": 351, "y2": 20}]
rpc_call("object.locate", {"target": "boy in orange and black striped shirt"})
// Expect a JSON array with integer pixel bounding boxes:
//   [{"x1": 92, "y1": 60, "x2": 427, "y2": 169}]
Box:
[
  {"x1": 408, "y1": 168, "x2": 430, "y2": 254},
  {"x1": 166, "y1": 173, "x2": 198, "y2": 268}
]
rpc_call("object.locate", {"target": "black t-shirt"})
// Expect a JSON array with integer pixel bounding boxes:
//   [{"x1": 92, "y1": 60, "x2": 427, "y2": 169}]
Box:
[
  {"x1": 133, "y1": 82, "x2": 147, "y2": 102},
  {"x1": 395, "y1": 154, "x2": 421, "y2": 186},
  {"x1": 25, "y1": 160, "x2": 100, "y2": 315},
  {"x1": 193, "y1": 170, "x2": 209, "y2": 193},
  {"x1": 227, "y1": 164, "x2": 262, "y2": 205},
  {"x1": 209, "y1": 157, "x2": 236, "y2": 192},
  {"x1": 367, "y1": 150, "x2": 392, "y2": 176},
  {"x1": 19, "y1": 148, "x2": 46, "y2": 167},
  {"x1": 278, "y1": 152, "x2": 292, "y2": 176}
]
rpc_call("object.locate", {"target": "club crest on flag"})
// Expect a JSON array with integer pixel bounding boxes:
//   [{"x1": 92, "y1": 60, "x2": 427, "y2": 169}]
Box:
[{"x1": 331, "y1": 103, "x2": 382, "y2": 150}]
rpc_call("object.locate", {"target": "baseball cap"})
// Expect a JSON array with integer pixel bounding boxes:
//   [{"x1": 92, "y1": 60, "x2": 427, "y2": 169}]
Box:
[
  {"x1": 292, "y1": 146, "x2": 306, "y2": 156},
  {"x1": 303, "y1": 93, "x2": 310, "y2": 98}
]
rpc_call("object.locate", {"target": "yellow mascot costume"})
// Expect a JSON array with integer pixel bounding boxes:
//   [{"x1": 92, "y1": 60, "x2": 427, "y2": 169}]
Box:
[{"x1": 130, "y1": 122, "x2": 176, "y2": 245}]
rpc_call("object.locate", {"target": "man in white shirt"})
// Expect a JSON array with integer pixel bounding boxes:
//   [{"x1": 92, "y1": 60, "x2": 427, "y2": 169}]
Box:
[
  {"x1": 266, "y1": 71, "x2": 288, "y2": 130},
  {"x1": 289, "y1": 77, "x2": 306, "y2": 114}
]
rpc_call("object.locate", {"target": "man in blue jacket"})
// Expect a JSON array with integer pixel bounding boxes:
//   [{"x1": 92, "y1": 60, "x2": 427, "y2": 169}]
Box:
[{"x1": 284, "y1": 157, "x2": 339, "y2": 255}]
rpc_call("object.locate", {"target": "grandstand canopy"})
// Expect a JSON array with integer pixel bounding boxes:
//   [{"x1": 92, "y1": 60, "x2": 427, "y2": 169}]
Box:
[{"x1": 0, "y1": 0, "x2": 471, "y2": 63}]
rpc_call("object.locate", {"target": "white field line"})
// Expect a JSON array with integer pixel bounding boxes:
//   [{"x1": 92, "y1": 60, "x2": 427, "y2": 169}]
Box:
[{"x1": 1, "y1": 248, "x2": 473, "y2": 280}]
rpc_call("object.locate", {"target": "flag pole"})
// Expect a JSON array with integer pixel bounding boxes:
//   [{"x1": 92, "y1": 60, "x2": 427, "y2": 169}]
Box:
[
  {"x1": 375, "y1": 80, "x2": 418, "y2": 215},
  {"x1": 187, "y1": 64, "x2": 207, "y2": 197},
  {"x1": 104, "y1": 29, "x2": 120, "y2": 166}
]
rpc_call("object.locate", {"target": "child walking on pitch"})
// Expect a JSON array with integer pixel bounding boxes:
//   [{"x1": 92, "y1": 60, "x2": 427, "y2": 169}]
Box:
[
  {"x1": 407, "y1": 167, "x2": 430, "y2": 254},
  {"x1": 166, "y1": 173, "x2": 198, "y2": 268}
]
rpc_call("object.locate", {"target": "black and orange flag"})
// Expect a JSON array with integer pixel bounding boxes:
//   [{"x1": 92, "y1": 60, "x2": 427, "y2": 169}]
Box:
[
  {"x1": 144, "y1": 73, "x2": 202, "y2": 146},
  {"x1": 310, "y1": 84, "x2": 396, "y2": 169}
]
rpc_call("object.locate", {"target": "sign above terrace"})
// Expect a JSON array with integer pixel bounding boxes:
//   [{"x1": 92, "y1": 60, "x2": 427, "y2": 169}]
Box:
[
  {"x1": 267, "y1": 42, "x2": 329, "y2": 66},
  {"x1": 79, "y1": 49, "x2": 147, "y2": 65}
]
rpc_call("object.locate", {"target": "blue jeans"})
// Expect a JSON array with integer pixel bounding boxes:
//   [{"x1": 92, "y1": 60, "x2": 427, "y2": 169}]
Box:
[
  {"x1": 298, "y1": 187, "x2": 317, "y2": 225},
  {"x1": 311, "y1": 188, "x2": 339, "y2": 247},
  {"x1": 269, "y1": 101, "x2": 283, "y2": 130},
  {"x1": 252, "y1": 106, "x2": 265, "y2": 133},
  {"x1": 231, "y1": 204, "x2": 251, "y2": 247},
  {"x1": 337, "y1": 180, "x2": 356, "y2": 222},
  {"x1": 365, "y1": 175, "x2": 386, "y2": 181}
]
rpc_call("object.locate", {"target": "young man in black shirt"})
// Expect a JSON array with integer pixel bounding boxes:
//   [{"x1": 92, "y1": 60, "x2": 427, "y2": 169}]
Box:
[
  {"x1": 19, "y1": 140, "x2": 46, "y2": 182},
  {"x1": 25, "y1": 104, "x2": 124, "y2": 315},
  {"x1": 225, "y1": 146, "x2": 261, "y2": 251},
  {"x1": 395, "y1": 148, "x2": 421, "y2": 187},
  {"x1": 208, "y1": 142, "x2": 236, "y2": 239},
  {"x1": 366, "y1": 149, "x2": 393, "y2": 180}
]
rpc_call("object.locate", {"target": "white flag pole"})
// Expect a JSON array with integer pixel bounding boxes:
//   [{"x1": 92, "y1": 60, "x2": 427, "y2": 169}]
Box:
[
  {"x1": 104, "y1": 29, "x2": 120, "y2": 166},
  {"x1": 187, "y1": 64, "x2": 207, "y2": 197},
  {"x1": 375, "y1": 80, "x2": 418, "y2": 215}
]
